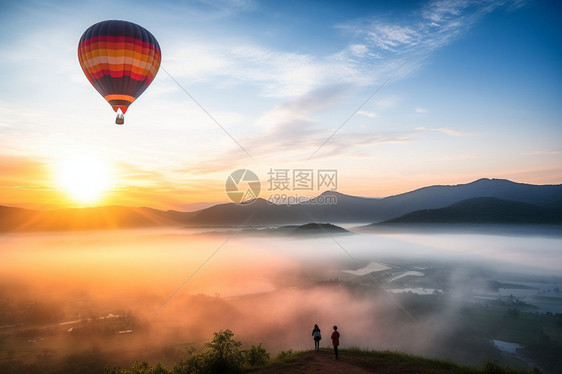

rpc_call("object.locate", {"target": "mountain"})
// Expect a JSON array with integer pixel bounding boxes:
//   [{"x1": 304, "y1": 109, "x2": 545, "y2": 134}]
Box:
[
  {"x1": 0, "y1": 206, "x2": 36, "y2": 232},
  {"x1": 1, "y1": 178, "x2": 561, "y2": 232},
  {"x1": 183, "y1": 193, "x2": 383, "y2": 225},
  {"x1": 182, "y1": 198, "x2": 299, "y2": 225},
  {"x1": 372, "y1": 178, "x2": 562, "y2": 219},
  {"x1": 238, "y1": 222, "x2": 350, "y2": 236},
  {"x1": 181, "y1": 178, "x2": 562, "y2": 225},
  {"x1": 0, "y1": 205, "x2": 194, "y2": 232},
  {"x1": 292, "y1": 222, "x2": 350, "y2": 234},
  {"x1": 376, "y1": 197, "x2": 562, "y2": 225}
]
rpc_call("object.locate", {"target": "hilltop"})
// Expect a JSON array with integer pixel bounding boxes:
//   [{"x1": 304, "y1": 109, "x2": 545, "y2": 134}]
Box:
[{"x1": 248, "y1": 349, "x2": 538, "y2": 374}]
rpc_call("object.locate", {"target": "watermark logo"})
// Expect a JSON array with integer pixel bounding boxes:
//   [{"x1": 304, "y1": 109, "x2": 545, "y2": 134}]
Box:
[
  {"x1": 226, "y1": 168, "x2": 338, "y2": 205},
  {"x1": 225, "y1": 169, "x2": 261, "y2": 203},
  {"x1": 267, "y1": 168, "x2": 337, "y2": 191},
  {"x1": 267, "y1": 193, "x2": 337, "y2": 206}
]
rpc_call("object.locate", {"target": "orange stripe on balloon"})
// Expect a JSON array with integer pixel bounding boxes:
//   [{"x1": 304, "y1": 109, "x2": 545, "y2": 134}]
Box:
[
  {"x1": 104, "y1": 94, "x2": 136, "y2": 102},
  {"x1": 84, "y1": 58, "x2": 156, "y2": 71},
  {"x1": 88, "y1": 67, "x2": 155, "y2": 80},
  {"x1": 80, "y1": 54, "x2": 158, "y2": 71}
]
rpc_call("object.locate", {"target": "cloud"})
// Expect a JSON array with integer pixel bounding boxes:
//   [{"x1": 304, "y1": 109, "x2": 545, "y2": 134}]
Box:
[
  {"x1": 0, "y1": 155, "x2": 51, "y2": 186},
  {"x1": 348, "y1": 44, "x2": 369, "y2": 58},
  {"x1": 374, "y1": 97, "x2": 400, "y2": 110},
  {"x1": 416, "y1": 126, "x2": 472, "y2": 137},
  {"x1": 340, "y1": 0, "x2": 527, "y2": 63},
  {"x1": 357, "y1": 110, "x2": 378, "y2": 118},
  {"x1": 368, "y1": 25, "x2": 419, "y2": 51},
  {"x1": 415, "y1": 107, "x2": 427, "y2": 114},
  {"x1": 522, "y1": 149, "x2": 562, "y2": 156},
  {"x1": 239, "y1": 86, "x2": 413, "y2": 160},
  {"x1": 165, "y1": 1, "x2": 527, "y2": 99},
  {"x1": 176, "y1": 86, "x2": 415, "y2": 174},
  {"x1": 439, "y1": 153, "x2": 477, "y2": 160},
  {"x1": 165, "y1": 41, "x2": 369, "y2": 98},
  {"x1": 255, "y1": 84, "x2": 350, "y2": 127},
  {"x1": 162, "y1": 0, "x2": 258, "y2": 20}
]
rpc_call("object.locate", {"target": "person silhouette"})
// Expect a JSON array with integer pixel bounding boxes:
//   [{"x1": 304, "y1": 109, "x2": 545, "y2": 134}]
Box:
[
  {"x1": 331, "y1": 325, "x2": 340, "y2": 360},
  {"x1": 312, "y1": 324, "x2": 322, "y2": 351}
]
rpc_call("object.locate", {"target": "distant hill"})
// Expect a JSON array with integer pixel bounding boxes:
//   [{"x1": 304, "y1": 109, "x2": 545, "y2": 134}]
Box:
[
  {"x1": 0, "y1": 205, "x2": 194, "y2": 232},
  {"x1": 381, "y1": 178, "x2": 562, "y2": 208},
  {"x1": 237, "y1": 222, "x2": 350, "y2": 236},
  {"x1": 1, "y1": 178, "x2": 561, "y2": 232},
  {"x1": 182, "y1": 178, "x2": 562, "y2": 225},
  {"x1": 376, "y1": 197, "x2": 562, "y2": 225},
  {"x1": 292, "y1": 222, "x2": 349, "y2": 234}
]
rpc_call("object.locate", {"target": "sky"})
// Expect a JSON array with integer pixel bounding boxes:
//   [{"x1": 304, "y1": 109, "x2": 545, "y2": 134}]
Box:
[{"x1": 0, "y1": 0, "x2": 561, "y2": 210}]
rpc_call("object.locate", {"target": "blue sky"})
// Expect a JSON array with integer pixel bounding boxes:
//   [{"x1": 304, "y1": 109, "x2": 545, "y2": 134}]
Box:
[{"x1": 0, "y1": 0, "x2": 561, "y2": 209}]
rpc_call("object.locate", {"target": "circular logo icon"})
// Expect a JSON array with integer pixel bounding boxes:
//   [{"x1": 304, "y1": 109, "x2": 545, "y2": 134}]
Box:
[{"x1": 225, "y1": 169, "x2": 261, "y2": 203}]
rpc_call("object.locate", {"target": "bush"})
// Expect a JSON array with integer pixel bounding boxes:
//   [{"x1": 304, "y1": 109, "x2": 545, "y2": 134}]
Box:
[
  {"x1": 105, "y1": 361, "x2": 170, "y2": 374},
  {"x1": 275, "y1": 349, "x2": 299, "y2": 361},
  {"x1": 173, "y1": 329, "x2": 244, "y2": 374},
  {"x1": 105, "y1": 330, "x2": 270, "y2": 374},
  {"x1": 482, "y1": 361, "x2": 528, "y2": 374},
  {"x1": 243, "y1": 343, "x2": 269, "y2": 367}
]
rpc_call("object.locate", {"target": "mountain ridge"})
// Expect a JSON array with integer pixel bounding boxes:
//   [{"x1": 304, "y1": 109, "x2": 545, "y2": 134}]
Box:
[
  {"x1": 376, "y1": 197, "x2": 562, "y2": 225},
  {"x1": 1, "y1": 178, "x2": 561, "y2": 232}
]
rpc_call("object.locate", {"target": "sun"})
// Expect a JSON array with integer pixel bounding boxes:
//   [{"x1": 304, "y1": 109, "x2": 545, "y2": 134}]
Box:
[{"x1": 55, "y1": 155, "x2": 112, "y2": 204}]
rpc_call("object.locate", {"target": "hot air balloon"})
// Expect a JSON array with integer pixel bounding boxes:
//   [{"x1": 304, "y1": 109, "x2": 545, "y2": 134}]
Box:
[{"x1": 78, "y1": 20, "x2": 161, "y2": 125}]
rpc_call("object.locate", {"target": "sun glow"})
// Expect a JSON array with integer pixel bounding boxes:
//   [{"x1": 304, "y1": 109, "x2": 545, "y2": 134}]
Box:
[{"x1": 55, "y1": 155, "x2": 112, "y2": 204}]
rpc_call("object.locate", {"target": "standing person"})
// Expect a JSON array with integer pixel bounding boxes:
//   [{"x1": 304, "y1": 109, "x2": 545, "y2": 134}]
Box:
[
  {"x1": 312, "y1": 324, "x2": 322, "y2": 351},
  {"x1": 331, "y1": 325, "x2": 340, "y2": 360}
]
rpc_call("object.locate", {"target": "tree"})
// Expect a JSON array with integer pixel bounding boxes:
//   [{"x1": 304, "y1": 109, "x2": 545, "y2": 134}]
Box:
[
  {"x1": 243, "y1": 343, "x2": 269, "y2": 367},
  {"x1": 205, "y1": 329, "x2": 243, "y2": 370},
  {"x1": 173, "y1": 330, "x2": 244, "y2": 374}
]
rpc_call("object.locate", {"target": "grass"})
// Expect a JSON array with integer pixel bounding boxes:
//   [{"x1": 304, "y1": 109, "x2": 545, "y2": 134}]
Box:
[
  {"x1": 342, "y1": 348, "x2": 516, "y2": 373},
  {"x1": 243, "y1": 349, "x2": 306, "y2": 372},
  {"x1": 247, "y1": 348, "x2": 541, "y2": 374}
]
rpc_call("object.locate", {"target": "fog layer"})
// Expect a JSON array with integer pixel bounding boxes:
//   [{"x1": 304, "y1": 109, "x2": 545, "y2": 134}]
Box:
[{"x1": 1, "y1": 228, "x2": 561, "y2": 370}]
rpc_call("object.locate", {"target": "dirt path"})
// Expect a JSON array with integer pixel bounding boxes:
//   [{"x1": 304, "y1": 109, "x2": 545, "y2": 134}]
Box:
[{"x1": 251, "y1": 350, "x2": 373, "y2": 374}]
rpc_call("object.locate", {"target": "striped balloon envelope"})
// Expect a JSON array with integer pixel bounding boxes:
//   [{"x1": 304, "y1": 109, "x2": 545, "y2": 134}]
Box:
[{"x1": 78, "y1": 20, "x2": 161, "y2": 124}]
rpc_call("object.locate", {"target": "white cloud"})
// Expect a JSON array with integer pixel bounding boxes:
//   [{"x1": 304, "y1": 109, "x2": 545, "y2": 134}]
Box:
[
  {"x1": 423, "y1": 0, "x2": 467, "y2": 22},
  {"x1": 375, "y1": 97, "x2": 400, "y2": 110},
  {"x1": 416, "y1": 126, "x2": 472, "y2": 136},
  {"x1": 342, "y1": 0, "x2": 526, "y2": 60},
  {"x1": 368, "y1": 25, "x2": 419, "y2": 51},
  {"x1": 166, "y1": 41, "x2": 355, "y2": 98},
  {"x1": 255, "y1": 84, "x2": 349, "y2": 128},
  {"x1": 349, "y1": 44, "x2": 369, "y2": 57},
  {"x1": 175, "y1": 85, "x2": 417, "y2": 173},
  {"x1": 522, "y1": 149, "x2": 562, "y2": 156},
  {"x1": 440, "y1": 153, "x2": 478, "y2": 160},
  {"x1": 159, "y1": 0, "x2": 258, "y2": 21},
  {"x1": 357, "y1": 110, "x2": 378, "y2": 118},
  {"x1": 164, "y1": 0, "x2": 526, "y2": 102},
  {"x1": 415, "y1": 107, "x2": 427, "y2": 113}
]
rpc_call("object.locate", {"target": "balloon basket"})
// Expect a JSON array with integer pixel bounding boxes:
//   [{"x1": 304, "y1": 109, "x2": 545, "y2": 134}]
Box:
[{"x1": 115, "y1": 113, "x2": 124, "y2": 125}]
